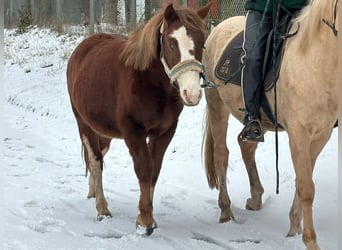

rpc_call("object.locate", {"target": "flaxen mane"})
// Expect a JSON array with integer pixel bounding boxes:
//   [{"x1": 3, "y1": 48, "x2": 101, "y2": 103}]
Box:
[
  {"x1": 120, "y1": 4, "x2": 206, "y2": 71},
  {"x1": 292, "y1": 0, "x2": 336, "y2": 52}
]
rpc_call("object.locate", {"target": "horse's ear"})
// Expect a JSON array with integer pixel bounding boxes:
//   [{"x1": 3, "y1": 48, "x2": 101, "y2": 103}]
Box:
[
  {"x1": 197, "y1": 1, "x2": 213, "y2": 19},
  {"x1": 164, "y1": 4, "x2": 179, "y2": 23}
]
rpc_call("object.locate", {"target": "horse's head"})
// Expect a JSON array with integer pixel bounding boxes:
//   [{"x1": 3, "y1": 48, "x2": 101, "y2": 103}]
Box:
[{"x1": 160, "y1": 3, "x2": 212, "y2": 106}]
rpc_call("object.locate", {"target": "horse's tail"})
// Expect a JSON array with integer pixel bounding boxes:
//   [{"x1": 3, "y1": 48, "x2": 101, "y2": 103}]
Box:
[{"x1": 202, "y1": 106, "x2": 219, "y2": 189}]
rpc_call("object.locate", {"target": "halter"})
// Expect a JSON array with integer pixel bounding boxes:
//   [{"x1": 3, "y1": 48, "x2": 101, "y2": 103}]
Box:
[
  {"x1": 322, "y1": 0, "x2": 338, "y2": 37},
  {"x1": 159, "y1": 22, "x2": 215, "y2": 89}
]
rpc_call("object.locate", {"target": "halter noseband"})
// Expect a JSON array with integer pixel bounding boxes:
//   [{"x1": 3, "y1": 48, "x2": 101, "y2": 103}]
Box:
[
  {"x1": 322, "y1": 0, "x2": 338, "y2": 37},
  {"x1": 159, "y1": 22, "x2": 214, "y2": 88}
]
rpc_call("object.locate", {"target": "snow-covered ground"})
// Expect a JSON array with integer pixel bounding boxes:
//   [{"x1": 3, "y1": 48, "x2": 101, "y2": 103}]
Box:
[{"x1": 4, "y1": 27, "x2": 338, "y2": 250}]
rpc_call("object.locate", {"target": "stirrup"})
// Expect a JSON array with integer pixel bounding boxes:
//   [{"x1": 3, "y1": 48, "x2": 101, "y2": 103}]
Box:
[{"x1": 239, "y1": 118, "x2": 264, "y2": 142}]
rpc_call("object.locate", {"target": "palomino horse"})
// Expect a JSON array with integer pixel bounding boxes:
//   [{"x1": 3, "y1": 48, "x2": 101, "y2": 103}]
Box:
[
  {"x1": 202, "y1": 0, "x2": 337, "y2": 249},
  {"x1": 67, "y1": 3, "x2": 212, "y2": 235}
]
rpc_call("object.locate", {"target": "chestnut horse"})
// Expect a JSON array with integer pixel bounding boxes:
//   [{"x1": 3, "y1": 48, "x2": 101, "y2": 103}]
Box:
[
  {"x1": 202, "y1": 0, "x2": 337, "y2": 249},
  {"x1": 67, "y1": 3, "x2": 212, "y2": 235}
]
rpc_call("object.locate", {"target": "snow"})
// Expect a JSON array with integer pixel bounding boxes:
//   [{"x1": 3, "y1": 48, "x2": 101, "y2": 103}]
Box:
[{"x1": 4, "y1": 27, "x2": 338, "y2": 250}]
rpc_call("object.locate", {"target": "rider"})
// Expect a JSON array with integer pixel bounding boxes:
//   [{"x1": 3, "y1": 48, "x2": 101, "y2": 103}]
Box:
[{"x1": 240, "y1": 0, "x2": 307, "y2": 142}]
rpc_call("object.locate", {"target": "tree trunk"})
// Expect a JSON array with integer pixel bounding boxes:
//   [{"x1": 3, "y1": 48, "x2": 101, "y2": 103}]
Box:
[
  {"x1": 89, "y1": 0, "x2": 95, "y2": 34},
  {"x1": 144, "y1": 0, "x2": 151, "y2": 22},
  {"x1": 125, "y1": 0, "x2": 136, "y2": 31},
  {"x1": 104, "y1": 0, "x2": 117, "y2": 25},
  {"x1": 39, "y1": 0, "x2": 52, "y2": 25},
  {"x1": 56, "y1": 0, "x2": 63, "y2": 33}
]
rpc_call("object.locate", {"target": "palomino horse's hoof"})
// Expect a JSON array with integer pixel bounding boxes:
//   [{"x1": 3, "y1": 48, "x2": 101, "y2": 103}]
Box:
[
  {"x1": 136, "y1": 222, "x2": 157, "y2": 236},
  {"x1": 245, "y1": 198, "x2": 262, "y2": 211}
]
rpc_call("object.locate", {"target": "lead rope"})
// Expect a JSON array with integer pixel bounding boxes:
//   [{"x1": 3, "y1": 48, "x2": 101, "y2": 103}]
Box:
[{"x1": 273, "y1": 0, "x2": 282, "y2": 194}]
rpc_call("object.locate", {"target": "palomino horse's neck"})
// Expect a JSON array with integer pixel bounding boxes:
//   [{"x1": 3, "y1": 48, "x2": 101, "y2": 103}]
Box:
[
  {"x1": 322, "y1": 0, "x2": 338, "y2": 37},
  {"x1": 292, "y1": 0, "x2": 338, "y2": 47},
  {"x1": 290, "y1": 0, "x2": 338, "y2": 71}
]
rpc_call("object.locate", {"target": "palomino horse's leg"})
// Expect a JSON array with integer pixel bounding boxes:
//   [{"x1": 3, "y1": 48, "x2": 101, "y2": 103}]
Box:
[
  {"x1": 287, "y1": 191, "x2": 302, "y2": 236},
  {"x1": 288, "y1": 126, "x2": 332, "y2": 250},
  {"x1": 204, "y1": 88, "x2": 233, "y2": 222},
  {"x1": 288, "y1": 127, "x2": 333, "y2": 250},
  {"x1": 237, "y1": 138, "x2": 264, "y2": 210}
]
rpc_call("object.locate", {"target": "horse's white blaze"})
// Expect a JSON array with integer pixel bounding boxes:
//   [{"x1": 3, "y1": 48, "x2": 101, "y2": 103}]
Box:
[{"x1": 171, "y1": 26, "x2": 202, "y2": 106}]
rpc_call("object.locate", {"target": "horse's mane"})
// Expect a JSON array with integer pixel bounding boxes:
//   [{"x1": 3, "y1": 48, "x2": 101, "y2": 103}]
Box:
[
  {"x1": 120, "y1": 4, "x2": 206, "y2": 71},
  {"x1": 291, "y1": 0, "x2": 336, "y2": 52}
]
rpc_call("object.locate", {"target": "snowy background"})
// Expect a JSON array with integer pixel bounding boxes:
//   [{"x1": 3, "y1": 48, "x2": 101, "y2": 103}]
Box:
[{"x1": 4, "y1": 27, "x2": 338, "y2": 250}]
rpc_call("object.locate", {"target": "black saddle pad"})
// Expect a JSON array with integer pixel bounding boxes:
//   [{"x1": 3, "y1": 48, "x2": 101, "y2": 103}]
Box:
[
  {"x1": 214, "y1": 12, "x2": 295, "y2": 92},
  {"x1": 214, "y1": 31, "x2": 282, "y2": 92}
]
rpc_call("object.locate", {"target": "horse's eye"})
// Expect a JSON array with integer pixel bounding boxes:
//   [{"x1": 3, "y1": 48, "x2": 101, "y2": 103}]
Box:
[
  {"x1": 169, "y1": 43, "x2": 174, "y2": 50},
  {"x1": 201, "y1": 43, "x2": 206, "y2": 50}
]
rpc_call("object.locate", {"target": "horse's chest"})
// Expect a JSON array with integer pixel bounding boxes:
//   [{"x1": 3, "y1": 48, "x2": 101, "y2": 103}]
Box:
[{"x1": 138, "y1": 99, "x2": 183, "y2": 136}]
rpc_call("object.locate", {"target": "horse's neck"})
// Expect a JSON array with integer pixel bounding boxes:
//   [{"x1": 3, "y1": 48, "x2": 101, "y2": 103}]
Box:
[{"x1": 288, "y1": 24, "x2": 337, "y2": 72}]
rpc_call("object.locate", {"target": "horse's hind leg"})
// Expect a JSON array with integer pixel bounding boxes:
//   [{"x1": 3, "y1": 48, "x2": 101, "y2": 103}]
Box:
[
  {"x1": 204, "y1": 88, "x2": 232, "y2": 222},
  {"x1": 87, "y1": 137, "x2": 111, "y2": 199},
  {"x1": 72, "y1": 106, "x2": 111, "y2": 218},
  {"x1": 81, "y1": 133, "x2": 112, "y2": 219},
  {"x1": 237, "y1": 137, "x2": 264, "y2": 210}
]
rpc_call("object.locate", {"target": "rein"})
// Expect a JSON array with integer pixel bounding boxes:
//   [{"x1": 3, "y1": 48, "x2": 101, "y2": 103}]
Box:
[
  {"x1": 322, "y1": 0, "x2": 338, "y2": 37},
  {"x1": 159, "y1": 22, "x2": 215, "y2": 89}
]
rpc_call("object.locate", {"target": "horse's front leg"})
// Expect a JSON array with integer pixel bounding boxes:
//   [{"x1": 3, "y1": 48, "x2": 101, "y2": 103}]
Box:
[
  {"x1": 237, "y1": 136, "x2": 264, "y2": 210},
  {"x1": 288, "y1": 137, "x2": 317, "y2": 249},
  {"x1": 287, "y1": 190, "x2": 302, "y2": 236},
  {"x1": 124, "y1": 132, "x2": 156, "y2": 235},
  {"x1": 287, "y1": 127, "x2": 332, "y2": 250},
  {"x1": 148, "y1": 123, "x2": 178, "y2": 202}
]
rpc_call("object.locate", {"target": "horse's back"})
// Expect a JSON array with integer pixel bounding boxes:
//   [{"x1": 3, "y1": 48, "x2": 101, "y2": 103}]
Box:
[
  {"x1": 67, "y1": 33, "x2": 126, "y2": 89},
  {"x1": 67, "y1": 33, "x2": 128, "y2": 138},
  {"x1": 204, "y1": 16, "x2": 245, "y2": 75}
]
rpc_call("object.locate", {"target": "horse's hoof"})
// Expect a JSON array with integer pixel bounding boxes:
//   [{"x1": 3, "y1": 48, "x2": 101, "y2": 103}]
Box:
[
  {"x1": 97, "y1": 213, "x2": 112, "y2": 221},
  {"x1": 136, "y1": 222, "x2": 157, "y2": 236},
  {"x1": 245, "y1": 198, "x2": 262, "y2": 211},
  {"x1": 219, "y1": 209, "x2": 234, "y2": 223},
  {"x1": 287, "y1": 228, "x2": 302, "y2": 237},
  {"x1": 87, "y1": 193, "x2": 95, "y2": 199},
  {"x1": 305, "y1": 241, "x2": 320, "y2": 250},
  {"x1": 219, "y1": 217, "x2": 232, "y2": 223}
]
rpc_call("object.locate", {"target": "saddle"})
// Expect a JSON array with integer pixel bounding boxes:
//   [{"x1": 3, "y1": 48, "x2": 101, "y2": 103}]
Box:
[{"x1": 214, "y1": 13, "x2": 294, "y2": 126}]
